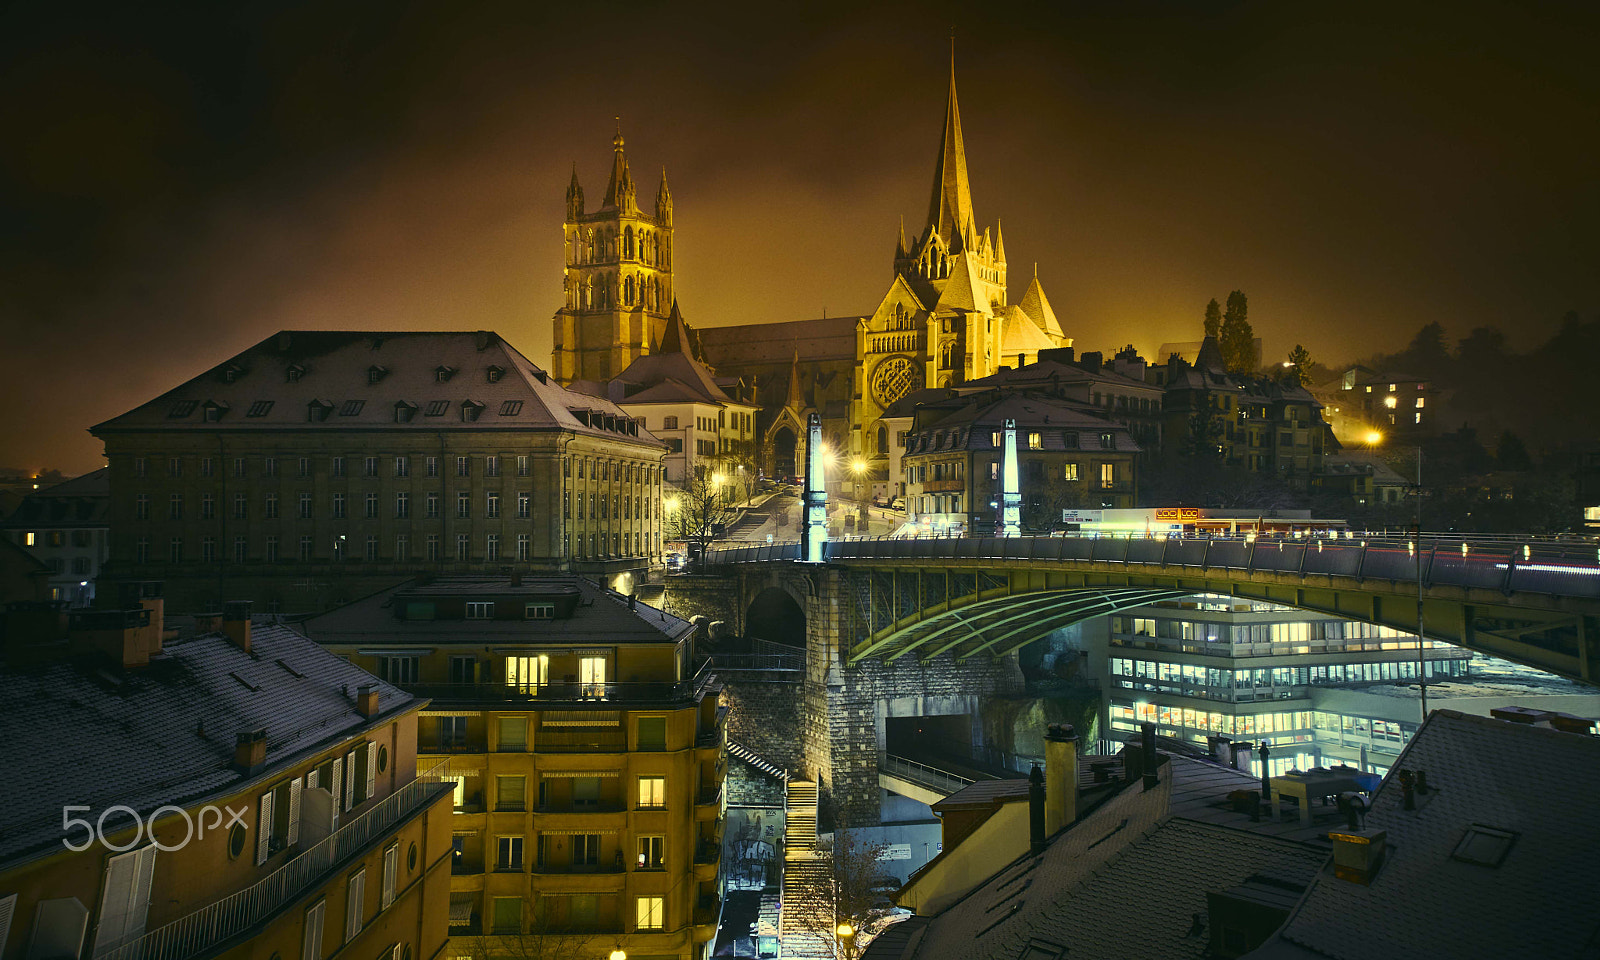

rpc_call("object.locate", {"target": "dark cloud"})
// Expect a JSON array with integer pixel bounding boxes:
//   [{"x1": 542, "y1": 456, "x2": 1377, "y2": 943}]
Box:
[{"x1": 3, "y1": 0, "x2": 1598, "y2": 472}]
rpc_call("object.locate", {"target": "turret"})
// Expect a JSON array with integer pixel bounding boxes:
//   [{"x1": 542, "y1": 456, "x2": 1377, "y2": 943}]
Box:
[
  {"x1": 656, "y1": 168, "x2": 673, "y2": 225},
  {"x1": 603, "y1": 123, "x2": 638, "y2": 214},
  {"x1": 566, "y1": 164, "x2": 584, "y2": 219}
]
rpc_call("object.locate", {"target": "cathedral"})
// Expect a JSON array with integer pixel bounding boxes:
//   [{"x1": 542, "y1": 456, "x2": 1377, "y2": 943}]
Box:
[{"x1": 552, "y1": 55, "x2": 1070, "y2": 481}]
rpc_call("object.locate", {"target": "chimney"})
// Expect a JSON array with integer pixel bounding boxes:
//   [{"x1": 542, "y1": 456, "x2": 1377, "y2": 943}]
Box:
[
  {"x1": 119, "y1": 580, "x2": 165, "y2": 654},
  {"x1": 1043, "y1": 723, "x2": 1078, "y2": 836},
  {"x1": 629, "y1": 593, "x2": 637, "y2": 610},
  {"x1": 1141, "y1": 722, "x2": 1159, "y2": 790},
  {"x1": 1230, "y1": 740, "x2": 1254, "y2": 773},
  {"x1": 233, "y1": 727, "x2": 268, "y2": 775},
  {"x1": 193, "y1": 611, "x2": 224, "y2": 635},
  {"x1": 222, "y1": 600, "x2": 253, "y2": 654},
  {"x1": 356, "y1": 683, "x2": 380, "y2": 718},
  {"x1": 1027, "y1": 763, "x2": 1046, "y2": 856},
  {"x1": 1258, "y1": 742, "x2": 1273, "y2": 800},
  {"x1": 475, "y1": 330, "x2": 494, "y2": 351},
  {"x1": 1207, "y1": 735, "x2": 1231, "y2": 761},
  {"x1": 1328, "y1": 828, "x2": 1386, "y2": 885}
]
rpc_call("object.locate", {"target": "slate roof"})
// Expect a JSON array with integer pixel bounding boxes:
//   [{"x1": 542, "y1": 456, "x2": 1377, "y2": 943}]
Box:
[
  {"x1": 300, "y1": 576, "x2": 695, "y2": 647},
  {"x1": 91, "y1": 330, "x2": 662, "y2": 450},
  {"x1": 872, "y1": 756, "x2": 1328, "y2": 960},
  {"x1": 906, "y1": 394, "x2": 1140, "y2": 455},
  {"x1": 697, "y1": 316, "x2": 863, "y2": 366},
  {"x1": 0, "y1": 623, "x2": 413, "y2": 867},
  {"x1": 965, "y1": 358, "x2": 1162, "y2": 396},
  {"x1": 0, "y1": 468, "x2": 109, "y2": 530},
  {"x1": 1250, "y1": 710, "x2": 1600, "y2": 960}
]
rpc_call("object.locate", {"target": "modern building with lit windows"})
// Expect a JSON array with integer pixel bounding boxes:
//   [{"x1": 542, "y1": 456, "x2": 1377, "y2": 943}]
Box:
[
  {"x1": 1087, "y1": 595, "x2": 1473, "y2": 776},
  {"x1": 302, "y1": 575, "x2": 727, "y2": 960}
]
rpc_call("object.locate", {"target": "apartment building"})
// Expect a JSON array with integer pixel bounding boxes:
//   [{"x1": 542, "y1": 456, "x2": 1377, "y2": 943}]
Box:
[
  {"x1": 90, "y1": 330, "x2": 667, "y2": 614},
  {"x1": 0, "y1": 469, "x2": 110, "y2": 607},
  {"x1": 0, "y1": 585, "x2": 452, "y2": 960},
  {"x1": 302, "y1": 576, "x2": 726, "y2": 960},
  {"x1": 1087, "y1": 595, "x2": 1473, "y2": 776}
]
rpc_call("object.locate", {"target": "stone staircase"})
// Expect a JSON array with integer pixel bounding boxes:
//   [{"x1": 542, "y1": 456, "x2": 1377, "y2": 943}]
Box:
[
  {"x1": 779, "y1": 779, "x2": 833, "y2": 958},
  {"x1": 728, "y1": 738, "x2": 791, "y2": 782}
]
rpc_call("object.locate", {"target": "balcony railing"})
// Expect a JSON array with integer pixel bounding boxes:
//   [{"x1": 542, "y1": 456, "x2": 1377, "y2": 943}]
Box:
[
  {"x1": 399, "y1": 660, "x2": 715, "y2": 705},
  {"x1": 103, "y1": 760, "x2": 452, "y2": 960}
]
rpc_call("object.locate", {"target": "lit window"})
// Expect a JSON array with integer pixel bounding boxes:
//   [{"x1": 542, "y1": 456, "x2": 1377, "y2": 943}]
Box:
[
  {"x1": 636, "y1": 896, "x2": 665, "y2": 931},
  {"x1": 1027, "y1": 432, "x2": 1042, "y2": 449},
  {"x1": 638, "y1": 776, "x2": 666, "y2": 809}
]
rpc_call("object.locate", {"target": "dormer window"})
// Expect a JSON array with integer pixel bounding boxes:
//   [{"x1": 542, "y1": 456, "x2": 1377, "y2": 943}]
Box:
[
  {"x1": 203, "y1": 401, "x2": 229, "y2": 422},
  {"x1": 307, "y1": 400, "x2": 334, "y2": 422},
  {"x1": 286, "y1": 364, "x2": 306, "y2": 383},
  {"x1": 221, "y1": 363, "x2": 244, "y2": 383},
  {"x1": 461, "y1": 400, "x2": 485, "y2": 422},
  {"x1": 425, "y1": 400, "x2": 449, "y2": 417},
  {"x1": 339, "y1": 400, "x2": 365, "y2": 416},
  {"x1": 435, "y1": 365, "x2": 457, "y2": 383},
  {"x1": 367, "y1": 365, "x2": 389, "y2": 385},
  {"x1": 394, "y1": 401, "x2": 418, "y2": 423},
  {"x1": 246, "y1": 400, "x2": 274, "y2": 417},
  {"x1": 486, "y1": 365, "x2": 505, "y2": 383},
  {"x1": 168, "y1": 400, "x2": 197, "y2": 418}
]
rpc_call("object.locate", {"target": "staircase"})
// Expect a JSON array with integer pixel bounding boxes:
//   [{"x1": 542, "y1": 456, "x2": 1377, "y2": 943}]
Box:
[
  {"x1": 727, "y1": 738, "x2": 791, "y2": 782},
  {"x1": 779, "y1": 779, "x2": 833, "y2": 958}
]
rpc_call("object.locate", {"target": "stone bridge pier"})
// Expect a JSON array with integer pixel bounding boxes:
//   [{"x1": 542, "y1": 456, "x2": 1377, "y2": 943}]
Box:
[{"x1": 666, "y1": 565, "x2": 1025, "y2": 827}]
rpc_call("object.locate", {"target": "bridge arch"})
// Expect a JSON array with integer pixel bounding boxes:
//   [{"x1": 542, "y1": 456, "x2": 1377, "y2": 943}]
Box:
[{"x1": 747, "y1": 585, "x2": 806, "y2": 647}]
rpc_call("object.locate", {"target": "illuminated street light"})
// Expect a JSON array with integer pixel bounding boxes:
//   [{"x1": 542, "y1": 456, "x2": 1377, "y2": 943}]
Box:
[
  {"x1": 1383, "y1": 396, "x2": 1398, "y2": 408},
  {"x1": 851, "y1": 458, "x2": 866, "y2": 474},
  {"x1": 608, "y1": 948, "x2": 627, "y2": 960},
  {"x1": 1365, "y1": 430, "x2": 1383, "y2": 446}
]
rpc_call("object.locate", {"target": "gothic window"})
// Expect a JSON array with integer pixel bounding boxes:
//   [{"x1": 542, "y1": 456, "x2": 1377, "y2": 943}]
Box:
[
  {"x1": 877, "y1": 425, "x2": 888, "y2": 454},
  {"x1": 624, "y1": 276, "x2": 634, "y2": 305},
  {"x1": 624, "y1": 226, "x2": 634, "y2": 259},
  {"x1": 870, "y1": 356, "x2": 924, "y2": 407}
]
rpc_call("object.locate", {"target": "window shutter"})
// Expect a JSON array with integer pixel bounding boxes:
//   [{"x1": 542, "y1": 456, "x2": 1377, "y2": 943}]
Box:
[
  {"x1": 287, "y1": 777, "x2": 304, "y2": 846},
  {"x1": 306, "y1": 768, "x2": 319, "y2": 790},
  {"x1": 302, "y1": 900, "x2": 324, "y2": 960},
  {"x1": 91, "y1": 848, "x2": 138, "y2": 955},
  {"x1": 364, "y1": 742, "x2": 377, "y2": 803},
  {"x1": 343, "y1": 752, "x2": 356, "y2": 811},
  {"x1": 0, "y1": 893, "x2": 15, "y2": 959},
  {"x1": 380, "y1": 844, "x2": 398, "y2": 909},
  {"x1": 329, "y1": 761, "x2": 343, "y2": 828},
  {"x1": 126, "y1": 845, "x2": 157, "y2": 945},
  {"x1": 344, "y1": 869, "x2": 365, "y2": 943},
  {"x1": 256, "y1": 791, "x2": 274, "y2": 865}
]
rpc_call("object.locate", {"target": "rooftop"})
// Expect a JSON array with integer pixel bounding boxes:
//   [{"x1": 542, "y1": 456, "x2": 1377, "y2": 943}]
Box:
[
  {"x1": 0, "y1": 623, "x2": 413, "y2": 866},
  {"x1": 0, "y1": 467, "x2": 110, "y2": 530}
]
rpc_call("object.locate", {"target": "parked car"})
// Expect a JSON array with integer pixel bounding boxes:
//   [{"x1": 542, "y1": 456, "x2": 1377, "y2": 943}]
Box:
[
  {"x1": 872, "y1": 494, "x2": 890, "y2": 507},
  {"x1": 889, "y1": 497, "x2": 905, "y2": 511}
]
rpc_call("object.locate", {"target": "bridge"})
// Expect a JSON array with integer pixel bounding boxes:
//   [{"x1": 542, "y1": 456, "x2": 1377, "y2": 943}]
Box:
[{"x1": 702, "y1": 533, "x2": 1600, "y2": 684}]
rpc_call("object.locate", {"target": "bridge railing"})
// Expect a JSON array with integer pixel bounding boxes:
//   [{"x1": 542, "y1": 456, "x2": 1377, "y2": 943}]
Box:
[
  {"x1": 877, "y1": 751, "x2": 974, "y2": 796},
  {"x1": 702, "y1": 533, "x2": 1600, "y2": 601}
]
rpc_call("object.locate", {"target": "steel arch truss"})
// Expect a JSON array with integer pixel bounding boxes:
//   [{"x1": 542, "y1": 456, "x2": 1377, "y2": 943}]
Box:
[{"x1": 848, "y1": 587, "x2": 1190, "y2": 664}]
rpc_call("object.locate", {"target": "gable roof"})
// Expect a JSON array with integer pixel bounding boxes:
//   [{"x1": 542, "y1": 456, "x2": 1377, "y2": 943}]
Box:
[
  {"x1": 1252, "y1": 710, "x2": 1600, "y2": 960},
  {"x1": 0, "y1": 468, "x2": 110, "y2": 530},
  {"x1": 1000, "y1": 306, "x2": 1057, "y2": 356},
  {"x1": 1015, "y1": 273, "x2": 1065, "y2": 341},
  {"x1": 91, "y1": 331, "x2": 661, "y2": 449},
  {"x1": 0, "y1": 623, "x2": 414, "y2": 867}
]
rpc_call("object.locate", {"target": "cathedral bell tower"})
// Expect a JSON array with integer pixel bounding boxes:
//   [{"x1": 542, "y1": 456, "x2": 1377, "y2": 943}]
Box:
[{"x1": 552, "y1": 125, "x2": 675, "y2": 384}]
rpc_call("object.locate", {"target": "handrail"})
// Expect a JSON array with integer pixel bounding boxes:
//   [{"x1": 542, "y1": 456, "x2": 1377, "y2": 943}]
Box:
[
  {"x1": 398, "y1": 659, "x2": 717, "y2": 704},
  {"x1": 104, "y1": 759, "x2": 452, "y2": 960},
  {"x1": 877, "y1": 751, "x2": 974, "y2": 796}
]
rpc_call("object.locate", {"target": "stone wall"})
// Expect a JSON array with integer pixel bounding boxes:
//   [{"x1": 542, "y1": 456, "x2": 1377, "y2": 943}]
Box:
[{"x1": 721, "y1": 680, "x2": 805, "y2": 772}]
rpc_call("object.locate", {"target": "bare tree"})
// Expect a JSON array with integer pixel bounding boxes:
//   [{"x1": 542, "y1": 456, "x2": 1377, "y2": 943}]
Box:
[
  {"x1": 463, "y1": 911, "x2": 595, "y2": 960},
  {"x1": 665, "y1": 468, "x2": 740, "y2": 556},
  {"x1": 798, "y1": 829, "x2": 895, "y2": 953}
]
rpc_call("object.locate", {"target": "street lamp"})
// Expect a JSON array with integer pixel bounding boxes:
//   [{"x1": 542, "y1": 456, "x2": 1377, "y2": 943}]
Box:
[
  {"x1": 608, "y1": 948, "x2": 627, "y2": 960},
  {"x1": 836, "y1": 922, "x2": 856, "y2": 960},
  {"x1": 1364, "y1": 430, "x2": 1382, "y2": 447},
  {"x1": 851, "y1": 458, "x2": 869, "y2": 532}
]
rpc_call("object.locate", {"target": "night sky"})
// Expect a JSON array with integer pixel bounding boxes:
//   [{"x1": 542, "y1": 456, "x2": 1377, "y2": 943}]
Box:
[{"x1": 3, "y1": 0, "x2": 1598, "y2": 473}]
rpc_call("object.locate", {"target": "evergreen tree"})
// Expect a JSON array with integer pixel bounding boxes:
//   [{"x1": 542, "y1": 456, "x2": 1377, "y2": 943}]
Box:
[
  {"x1": 1286, "y1": 344, "x2": 1312, "y2": 387},
  {"x1": 1219, "y1": 290, "x2": 1254, "y2": 373},
  {"x1": 1495, "y1": 431, "x2": 1533, "y2": 471},
  {"x1": 1203, "y1": 298, "x2": 1222, "y2": 339}
]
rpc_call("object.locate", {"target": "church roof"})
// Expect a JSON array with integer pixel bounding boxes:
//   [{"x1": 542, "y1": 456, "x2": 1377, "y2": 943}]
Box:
[
  {"x1": 1000, "y1": 305, "x2": 1057, "y2": 355},
  {"x1": 933, "y1": 255, "x2": 984, "y2": 313},
  {"x1": 611, "y1": 301, "x2": 742, "y2": 407},
  {"x1": 1017, "y1": 272, "x2": 1066, "y2": 341},
  {"x1": 926, "y1": 47, "x2": 975, "y2": 248},
  {"x1": 602, "y1": 127, "x2": 637, "y2": 213},
  {"x1": 696, "y1": 316, "x2": 862, "y2": 367}
]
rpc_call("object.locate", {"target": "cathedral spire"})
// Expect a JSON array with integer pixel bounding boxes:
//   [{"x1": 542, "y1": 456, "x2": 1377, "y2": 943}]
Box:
[
  {"x1": 603, "y1": 119, "x2": 637, "y2": 213},
  {"x1": 895, "y1": 215, "x2": 909, "y2": 259},
  {"x1": 566, "y1": 163, "x2": 584, "y2": 219},
  {"x1": 785, "y1": 346, "x2": 805, "y2": 409},
  {"x1": 925, "y1": 41, "x2": 974, "y2": 248},
  {"x1": 655, "y1": 167, "x2": 673, "y2": 224},
  {"x1": 994, "y1": 218, "x2": 1006, "y2": 262}
]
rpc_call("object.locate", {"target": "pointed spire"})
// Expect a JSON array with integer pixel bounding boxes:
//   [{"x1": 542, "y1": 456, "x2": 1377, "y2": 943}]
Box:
[
  {"x1": 925, "y1": 39, "x2": 975, "y2": 248},
  {"x1": 566, "y1": 162, "x2": 584, "y2": 219},
  {"x1": 660, "y1": 299, "x2": 692, "y2": 355},
  {"x1": 994, "y1": 219, "x2": 1007, "y2": 263},
  {"x1": 785, "y1": 346, "x2": 805, "y2": 409},
  {"x1": 603, "y1": 118, "x2": 637, "y2": 213},
  {"x1": 655, "y1": 167, "x2": 673, "y2": 224},
  {"x1": 895, "y1": 216, "x2": 909, "y2": 259}
]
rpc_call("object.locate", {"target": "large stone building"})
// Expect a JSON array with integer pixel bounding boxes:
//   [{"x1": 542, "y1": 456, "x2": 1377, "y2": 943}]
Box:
[
  {"x1": 302, "y1": 575, "x2": 726, "y2": 960},
  {"x1": 0, "y1": 590, "x2": 453, "y2": 960},
  {"x1": 92, "y1": 331, "x2": 666, "y2": 614},
  {"x1": 551, "y1": 57, "x2": 1071, "y2": 482}
]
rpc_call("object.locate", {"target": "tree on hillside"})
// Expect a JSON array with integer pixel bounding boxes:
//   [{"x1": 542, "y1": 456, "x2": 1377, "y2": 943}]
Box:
[
  {"x1": 1219, "y1": 290, "x2": 1255, "y2": 374},
  {"x1": 1203, "y1": 298, "x2": 1223, "y2": 339},
  {"x1": 1398, "y1": 321, "x2": 1451, "y2": 378},
  {"x1": 1285, "y1": 344, "x2": 1313, "y2": 387},
  {"x1": 1495, "y1": 431, "x2": 1533, "y2": 471}
]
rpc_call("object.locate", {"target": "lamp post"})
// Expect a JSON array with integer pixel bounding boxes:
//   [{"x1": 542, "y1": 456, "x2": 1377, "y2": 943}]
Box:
[
  {"x1": 851, "y1": 458, "x2": 868, "y2": 533},
  {"x1": 836, "y1": 921, "x2": 856, "y2": 960},
  {"x1": 608, "y1": 947, "x2": 627, "y2": 960}
]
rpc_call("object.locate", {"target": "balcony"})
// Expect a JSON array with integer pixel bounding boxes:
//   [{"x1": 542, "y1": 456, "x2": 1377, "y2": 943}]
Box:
[
  {"x1": 532, "y1": 861, "x2": 626, "y2": 875},
  {"x1": 695, "y1": 786, "x2": 724, "y2": 821},
  {"x1": 920, "y1": 478, "x2": 967, "y2": 493},
  {"x1": 399, "y1": 660, "x2": 714, "y2": 706},
  {"x1": 536, "y1": 728, "x2": 629, "y2": 753},
  {"x1": 101, "y1": 761, "x2": 452, "y2": 960}
]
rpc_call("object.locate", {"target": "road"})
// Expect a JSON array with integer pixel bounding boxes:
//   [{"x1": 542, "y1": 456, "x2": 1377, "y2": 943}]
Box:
[{"x1": 721, "y1": 490, "x2": 905, "y2": 542}]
